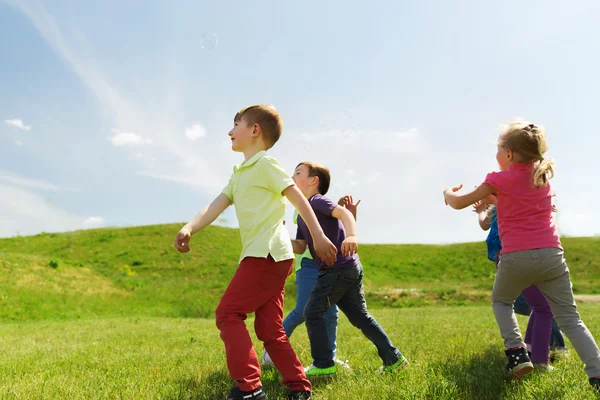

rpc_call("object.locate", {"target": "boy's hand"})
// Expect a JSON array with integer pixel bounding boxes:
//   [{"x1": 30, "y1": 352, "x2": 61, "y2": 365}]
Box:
[
  {"x1": 313, "y1": 233, "x2": 337, "y2": 266},
  {"x1": 341, "y1": 235, "x2": 358, "y2": 257},
  {"x1": 472, "y1": 200, "x2": 487, "y2": 214},
  {"x1": 174, "y1": 228, "x2": 192, "y2": 253},
  {"x1": 338, "y1": 195, "x2": 361, "y2": 218}
]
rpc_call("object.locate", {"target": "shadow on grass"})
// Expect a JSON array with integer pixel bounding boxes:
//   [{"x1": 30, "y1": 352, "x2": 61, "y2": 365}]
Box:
[
  {"x1": 425, "y1": 346, "x2": 583, "y2": 400},
  {"x1": 168, "y1": 365, "x2": 292, "y2": 400}
]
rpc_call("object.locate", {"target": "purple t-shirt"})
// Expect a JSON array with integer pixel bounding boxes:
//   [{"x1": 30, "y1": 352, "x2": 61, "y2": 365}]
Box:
[{"x1": 296, "y1": 194, "x2": 360, "y2": 270}]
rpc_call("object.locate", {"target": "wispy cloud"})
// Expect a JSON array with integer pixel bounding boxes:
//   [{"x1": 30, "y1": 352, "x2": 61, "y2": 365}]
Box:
[
  {"x1": 83, "y1": 216, "x2": 105, "y2": 228},
  {"x1": 0, "y1": 171, "x2": 61, "y2": 191},
  {"x1": 0, "y1": 184, "x2": 83, "y2": 238},
  {"x1": 109, "y1": 129, "x2": 153, "y2": 146},
  {"x1": 4, "y1": 119, "x2": 31, "y2": 131},
  {"x1": 184, "y1": 124, "x2": 206, "y2": 140}
]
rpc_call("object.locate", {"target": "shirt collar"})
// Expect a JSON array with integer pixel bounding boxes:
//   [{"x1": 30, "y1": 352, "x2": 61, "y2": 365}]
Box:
[
  {"x1": 509, "y1": 162, "x2": 536, "y2": 171},
  {"x1": 233, "y1": 150, "x2": 267, "y2": 172}
]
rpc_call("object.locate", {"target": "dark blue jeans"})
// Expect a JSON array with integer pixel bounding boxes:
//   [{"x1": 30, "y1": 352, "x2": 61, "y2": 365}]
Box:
[
  {"x1": 304, "y1": 263, "x2": 403, "y2": 368},
  {"x1": 282, "y1": 258, "x2": 338, "y2": 357},
  {"x1": 514, "y1": 292, "x2": 566, "y2": 349}
]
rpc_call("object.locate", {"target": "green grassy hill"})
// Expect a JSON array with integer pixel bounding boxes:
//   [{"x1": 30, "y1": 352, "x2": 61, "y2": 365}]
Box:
[{"x1": 0, "y1": 224, "x2": 598, "y2": 321}]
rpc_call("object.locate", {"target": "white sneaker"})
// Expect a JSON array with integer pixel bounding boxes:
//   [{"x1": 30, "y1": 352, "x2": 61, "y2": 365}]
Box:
[
  {"x1": 261, "y1": 350, "x2": 273, "y2": 366},
  {"x1": 534, "y1": 363, "x2": 555, "y2": 372},
  {"x1": 334, "y1": 358, "x2": 350, "y2": 369}
]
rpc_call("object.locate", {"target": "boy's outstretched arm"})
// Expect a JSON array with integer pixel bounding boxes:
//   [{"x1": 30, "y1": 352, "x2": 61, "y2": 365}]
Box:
[
  {"x1": 283, "y1": 185, "x2": 337, "y2": 265},
  {"x1": 473, "y1": 201, "x2": 491, "y2": 231},
  {"x1": 174, "y1": 193, "x2": 232, "y2": 253},
  {"x1": 331, "y1": 206, "x2": 358, "y2": 257}
]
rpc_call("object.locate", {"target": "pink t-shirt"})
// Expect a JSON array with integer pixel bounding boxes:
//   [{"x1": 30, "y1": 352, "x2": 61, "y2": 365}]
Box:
[{"x1": 483, "y1": 163, "x2": 562, "y2": 254}]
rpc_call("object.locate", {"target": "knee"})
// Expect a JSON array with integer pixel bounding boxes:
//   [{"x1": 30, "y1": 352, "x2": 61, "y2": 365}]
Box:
[{"x1": 255, "y1": 321, "x2": 284, "y2": 343}]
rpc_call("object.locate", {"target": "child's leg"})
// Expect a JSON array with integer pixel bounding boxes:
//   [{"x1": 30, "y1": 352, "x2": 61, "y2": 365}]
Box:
[
  {"x1": 216, "y1": 256, "x2": 310, "y2": 392},
  {"x1": 323, "y1": 304, "x2": 339, "y2": 360},
  {"x1": 282, "y1": 258, "x2": 316, "y2": 338},
  {"x1": 513, "y1": 292, "x2": 532, "y2": 316},
  {"x1": 335, "y1": 264, "x2": 403, "y2": 366},
  {"x1": 304, "y1": 268, "x2": 348, "y2": 368},
  {"x1": 254, "y1": 261, "x2": 311, "y2": 392},
  {"x1": 521, "y1": 285, "x2": 552, "y2": 363},
  {"x1": 533, "y1": 249, "x2": 600, "y2": 378},
  {"x1": 524, "y1": 311, "x2": 535, "y2": 351},
  {"x1": 550, "y1": 319, "x2": 566, "y2": 349},
  {"x1": 491, "y1": 253, "x2": 534, "y2": 350}
]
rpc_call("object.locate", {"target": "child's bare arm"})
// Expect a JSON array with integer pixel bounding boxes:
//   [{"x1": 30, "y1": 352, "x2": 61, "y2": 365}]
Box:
[
  {"x1": 283, "y1": 185, "x2": 337, "y2": 265},
  {"x1": 174, "y1": 193, "x2": 232, "y2": 253},
  {"x1": 338, "y1": 195, "x2": 360, "y2": 220},
  {"x1": 444, "y1": 184, "x2": 495, "y2": 210},
  {"x1": 291, "y1": 239, "x2": 307, "y2": 254},
  {"x1": 331, "y1": 206, "x2": 358, "y2": 257},
  {"x1": 472, "y1": 201, "x2": 491, "y2": 231}
]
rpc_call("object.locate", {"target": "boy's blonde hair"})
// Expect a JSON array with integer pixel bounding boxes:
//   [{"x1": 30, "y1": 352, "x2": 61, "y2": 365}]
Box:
[
  {"x1": 498, "y1": 121, "x2": 555, "y2": 188},
  {"x1": 297, "y1": 161, "x2": 331, "y2": 195},
  {"x1": 234, "y1": 104, "x2": 283, "y2": 149}
]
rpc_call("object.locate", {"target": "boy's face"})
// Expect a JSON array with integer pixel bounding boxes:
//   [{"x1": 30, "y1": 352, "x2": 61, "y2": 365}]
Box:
[
  {"x1": 228, "y1": 116, "x2": 255, "y2": 152},
  {"x1": 292, "y1": 164, "x2": 316, "y2": 196}
]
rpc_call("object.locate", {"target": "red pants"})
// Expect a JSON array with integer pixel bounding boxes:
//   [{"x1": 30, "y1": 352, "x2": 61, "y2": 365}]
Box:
[{"x1": 215, "y1": 255, "x2": 311, "y2": 392}]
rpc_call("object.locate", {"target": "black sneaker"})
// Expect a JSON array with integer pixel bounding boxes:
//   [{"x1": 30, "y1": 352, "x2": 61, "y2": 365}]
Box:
[
  {"x1": 590, "y1": 377, "x2": 600, "y2": 393},
  {"x1": 287, "y1": 390, "x2": 312, "y2": 400},
  {"x1": 504, "y1": 347, "x2": 534, "y2": 380},
  {"x1": 223, "y1": 386, "x2": 267, "y2": 400}
]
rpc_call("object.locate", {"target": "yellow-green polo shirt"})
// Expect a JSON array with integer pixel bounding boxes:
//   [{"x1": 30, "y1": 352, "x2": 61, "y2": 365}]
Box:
[{"x1": 222, "y1": 151, "x2": 295, "y2": 263}]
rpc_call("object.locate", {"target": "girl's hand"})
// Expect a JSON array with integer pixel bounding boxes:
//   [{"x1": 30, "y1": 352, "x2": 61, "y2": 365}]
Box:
[{"x1": 443, "y1": 184, "x2": 463, "y2": 205}]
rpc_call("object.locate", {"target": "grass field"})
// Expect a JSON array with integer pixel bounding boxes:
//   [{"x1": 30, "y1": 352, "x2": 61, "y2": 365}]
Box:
[
  {"x1": 0, "y1": 225, "x2": 599, "y2": 399},
  {"x1": 1, "y1": 306, "x2": 600, "y2": 399}
]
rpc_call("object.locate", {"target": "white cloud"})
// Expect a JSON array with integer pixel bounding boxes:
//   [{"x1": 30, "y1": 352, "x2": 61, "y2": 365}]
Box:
[
  {"x1": 4, "y1": 119, "x2": 32, "y2": 131},
  {"x1": 15, "y1": 140, "x2": 23, "y2": 146},
  {"x1": 83, "y1": 216, "x2": 105, "y2": 228},
  {"x1": 0, "y1": 184, "x2": 83, "y2": 238},
  {"x1": 184, "y1": 124, "x2": 206, "y2": 140},
  {"x1": 109, "y1": 129, "x2": 153, "y2": 146},
  {"x1": 0, "y1": 171, "x2": 61, "y2": 191}
]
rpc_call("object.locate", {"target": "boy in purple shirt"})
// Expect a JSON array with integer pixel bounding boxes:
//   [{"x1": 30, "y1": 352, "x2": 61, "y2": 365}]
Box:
[{"x1": 291, "y1": 161, "x2": 408, "y2": 377}]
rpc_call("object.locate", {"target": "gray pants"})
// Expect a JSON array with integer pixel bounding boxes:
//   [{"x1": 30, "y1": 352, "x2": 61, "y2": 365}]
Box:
[{"x1": 492, "y1": 248, "x2": 600, "y2": 378}]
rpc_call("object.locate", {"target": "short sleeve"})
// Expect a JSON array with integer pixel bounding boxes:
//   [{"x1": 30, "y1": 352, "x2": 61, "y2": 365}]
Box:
[
  {"x1": 310, "y1": 195, "x2": 338, "y2": 217},
  {"x1": 483, "y1": 171, "x2": 504, "y2": 193},
  {"x1": 296, "y1": 224, "x2": 305, "y2": 240},
  {"x1": 259, "y1": 156, "x2": 295, "y2": 195},
  {"x1": 222, "y1": 175, "x2": 234, "y2": 200}
]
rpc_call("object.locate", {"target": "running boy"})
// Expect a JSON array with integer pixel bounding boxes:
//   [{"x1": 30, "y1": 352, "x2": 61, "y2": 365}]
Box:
[
  {"x1": 291, "y1": 161, "x2": 407, "y2": 377},
  {"x1": 174, "y1": 105, "x2": 337, "y2": 400}
]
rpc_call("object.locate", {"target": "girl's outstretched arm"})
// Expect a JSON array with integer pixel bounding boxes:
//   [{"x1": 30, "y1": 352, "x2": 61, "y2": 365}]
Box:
[{"x1": 444, "y1": 183, "x2": 495, "y2": 210}]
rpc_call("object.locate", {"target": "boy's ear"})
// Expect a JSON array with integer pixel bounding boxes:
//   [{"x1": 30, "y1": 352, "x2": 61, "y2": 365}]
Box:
[
  {"x1": 311, "y1": 175, "x2": 320, "y2": 187},
  {"x1": 251, "y1": 123, "x2": 261, "y2": 138}
]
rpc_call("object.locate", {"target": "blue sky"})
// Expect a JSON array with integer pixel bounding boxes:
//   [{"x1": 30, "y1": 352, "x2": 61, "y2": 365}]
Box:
[{"x1": 1, "y1": 0, "x2": 599, "y2": 244}]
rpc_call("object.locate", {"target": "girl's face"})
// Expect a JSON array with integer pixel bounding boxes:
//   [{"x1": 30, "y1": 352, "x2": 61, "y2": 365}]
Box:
[{"x1": 496, "y1": 146, "x2": 513, "y2": 171}]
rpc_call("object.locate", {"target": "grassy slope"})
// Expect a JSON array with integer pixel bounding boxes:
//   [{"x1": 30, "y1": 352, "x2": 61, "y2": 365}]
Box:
[{"x1": 0, "y1": 224, "x2": 598, "y2": 321}]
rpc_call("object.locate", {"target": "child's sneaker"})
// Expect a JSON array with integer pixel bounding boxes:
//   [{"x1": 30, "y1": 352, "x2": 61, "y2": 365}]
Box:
[
  {"x1": 287, "y1": 390, "x2": 312, "y2": 400},
  {"x1": 261, "y1": 350, "x2": 274, "y2": 366},
  {"x1": 304, "y1": 364, "x2": 337, "y2": 377},
  {"x1": 334, "y1": 358, "x2": 351, "y2": 369},
  {"x1": 533, "y1": 363, "x2": 554, "y2": 372},
  {"x1": 378, "y1": 356, "x2": 408, "y2": 373},
  {"x1": 504, "y1": 347, "x2": 534, "y2": 380},
  {"x1": 223, "y1": 386, "x2": 267, "y2": 400},
  {"x1": 590, "y1": 377, "x2": 600, "y2": 393},
  {"x1": 549, "y1": 346, "x2": 569, "y2": 362}
]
